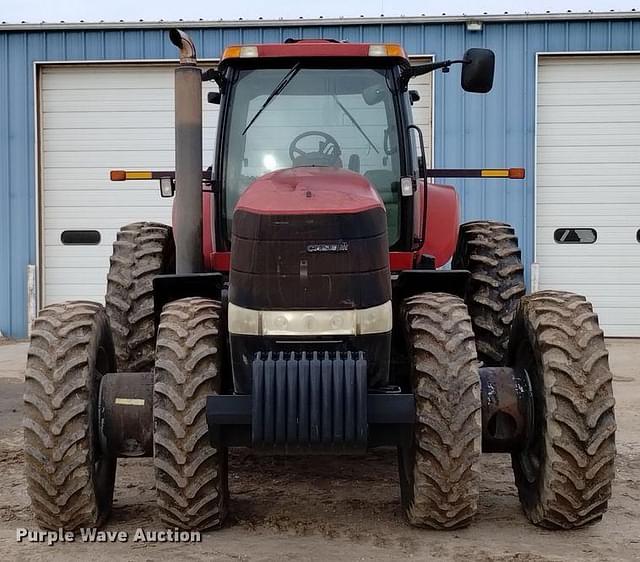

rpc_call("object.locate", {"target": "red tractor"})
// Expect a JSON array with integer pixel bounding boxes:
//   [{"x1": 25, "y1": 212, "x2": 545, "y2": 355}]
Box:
[{"x1": 24, "y1": 29, "x2": 615, "y2": 532}]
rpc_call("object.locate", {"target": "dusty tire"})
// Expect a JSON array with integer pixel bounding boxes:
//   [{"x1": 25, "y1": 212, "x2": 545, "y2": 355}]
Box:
[
  {"x1": 452, "y1": 221, "x2": 525, "y2": 366},
  {"x1": 508, "y1": 290, "x2": 616, "y2": 528},
  {"x1": 106, "y1": 221, "x2": 174, "y2": 372},
  {"x1": 153, "y1": 297, "x2": 228, "y2": 530},
  {"x1": 24, "y1": 301, "x2": 117, "y2": 529},
  {"x1": 399, "y1": 292, "x2": 482, "y2": 529}
]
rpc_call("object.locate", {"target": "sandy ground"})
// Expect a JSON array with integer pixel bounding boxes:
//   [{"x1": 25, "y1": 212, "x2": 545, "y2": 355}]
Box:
[{"x1": 0, "y1": 338, "x2": 638, "y2": 561}]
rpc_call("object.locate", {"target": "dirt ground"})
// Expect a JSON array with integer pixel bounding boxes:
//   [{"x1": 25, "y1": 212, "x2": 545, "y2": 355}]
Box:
[{"x1": 1, "y1": 338, "x2": 638, "y2": 561}]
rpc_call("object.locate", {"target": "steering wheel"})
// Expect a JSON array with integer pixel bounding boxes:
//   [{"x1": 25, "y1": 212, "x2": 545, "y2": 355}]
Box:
[{"x1": 289, "y1": 131, "x2": 342, "y2": 167}]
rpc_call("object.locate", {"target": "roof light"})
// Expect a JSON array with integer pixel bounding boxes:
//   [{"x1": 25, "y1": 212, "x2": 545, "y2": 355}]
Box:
[
  {"x1": 368, "y1": 44, "x2": 405, "y2": 57},
  {"x1": 240, "y1": 45, "x2": 259, "y2": 57},
  {"x1": 222, "y1": 45, "x2": 258, "y2": 59},
  {"x1": 368, "y1": 44, "x2": 387, "y2": 56}
]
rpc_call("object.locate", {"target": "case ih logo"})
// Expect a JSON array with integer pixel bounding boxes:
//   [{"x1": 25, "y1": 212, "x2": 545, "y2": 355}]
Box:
[{"x1": 306, "y1": 242, "x2": 349, "y2": 253}]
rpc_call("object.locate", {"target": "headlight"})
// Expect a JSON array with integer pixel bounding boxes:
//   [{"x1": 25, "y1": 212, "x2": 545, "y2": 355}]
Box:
[
  {"x1": 356, "y1": 301, "x2": 393, "y2": 335},
  {"x1": 227, "y1": 303, "x2": 260, "y2": 335},
  {"x1": 227, "y1": 302, "x2": 392, "y2": 336},
  {"x1": 262, "y1": 309, "x2": 357, "y2": 336}
]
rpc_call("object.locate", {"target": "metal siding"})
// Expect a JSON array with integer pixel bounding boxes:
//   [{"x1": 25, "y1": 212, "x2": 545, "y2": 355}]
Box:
[{"x1": 1, "y1": 17, "x2": 640, "y2": 337}]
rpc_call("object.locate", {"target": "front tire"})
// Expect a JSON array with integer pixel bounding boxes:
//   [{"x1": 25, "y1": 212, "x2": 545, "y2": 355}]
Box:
[
  {"x1": 399, "y1": 292, "x2": 482, "y2": 529},
  {"x1": 153, "y1": 297, "x2": 228, "y2": 530},
  {"x1": 508, "y1": 290, "x2": 616, "y2": 528},
  {"x1": 24, "y1": 301, "x2": 117, "y2": 529}
]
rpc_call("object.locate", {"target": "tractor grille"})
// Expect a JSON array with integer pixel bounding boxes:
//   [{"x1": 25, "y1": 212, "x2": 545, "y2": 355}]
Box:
[{"x1": 251, "y1": 351, "x2": 368, "y2": 451}]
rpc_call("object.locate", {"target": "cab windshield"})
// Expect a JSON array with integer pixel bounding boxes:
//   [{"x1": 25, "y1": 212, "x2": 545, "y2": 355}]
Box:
[{"x1": 222, "y1": 66, "x2": 403, "y2": 244}]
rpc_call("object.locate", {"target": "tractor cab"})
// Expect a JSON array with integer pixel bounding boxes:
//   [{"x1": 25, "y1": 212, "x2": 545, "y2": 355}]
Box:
[{"x1": 210, "y1": 40, "x2": 494, "y2": 252}]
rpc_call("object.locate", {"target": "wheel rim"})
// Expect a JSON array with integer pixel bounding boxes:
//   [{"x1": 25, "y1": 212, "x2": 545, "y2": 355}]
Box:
[
  {"x1": 397, "y1": 441, "x2": 415, "y2": 509},
  {"x1": 513, "y1": 336, "x2": 543, "y2": 485},
  {"x1": 92, "y1": 344, "x2": 117, "y2": 515}
]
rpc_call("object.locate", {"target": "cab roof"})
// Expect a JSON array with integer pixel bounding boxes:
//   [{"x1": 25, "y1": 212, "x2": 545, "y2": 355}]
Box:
[{"x1": 219, "y1": 40, "x2": 408, "y2": 67}]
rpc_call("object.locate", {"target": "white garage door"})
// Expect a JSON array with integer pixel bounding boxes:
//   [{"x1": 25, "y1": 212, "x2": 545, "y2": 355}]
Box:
[
  {"x1": 40, "y1": 64, "x2": 218, "y2": 305},
  {"x1": 40, "y1": 60, "x2": 432, "y2": 306},
  {"x1": 536, "y1": 55, "x2": 640, "y2": 336}
]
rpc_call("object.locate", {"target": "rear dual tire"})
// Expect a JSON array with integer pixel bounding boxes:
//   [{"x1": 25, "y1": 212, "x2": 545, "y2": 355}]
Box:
[
  {"x1": 24, "y1": 302, "x2": 117, "y2": 529},
  {"x1": 105, "y1": 222, "x2": 174, "y2": 372},
  {"x1": 453, "y1": 221, "x2": 525, "y2": 366},
  {"x1": 508, "y1": 290, "x2": 616, "y2": 528}
]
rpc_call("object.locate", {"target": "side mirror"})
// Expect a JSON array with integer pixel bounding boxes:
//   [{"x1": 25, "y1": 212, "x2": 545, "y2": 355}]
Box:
[
  {"x1": 207, "y1": 91, "x2": 221, "y2": 105},
  {"x1": 362, "y1": 84, "x2": 385, "y2": 106},
  {"x1": 461, "y1": 48, "x2": 495, "y2": 93}
]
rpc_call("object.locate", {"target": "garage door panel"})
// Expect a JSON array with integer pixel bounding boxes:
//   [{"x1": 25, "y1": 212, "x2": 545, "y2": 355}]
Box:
[
  {"x1": 46, "y1": 267, "x2": 117, "y2": 285},
  {"x1": 41, "y1": 67, "x2": 177, "y2": 89},
  {"x1": 539, "y1": 282, "x2": 640, "y2": 295},
  {"x1": 538, "y1": 146, "x2": 640, "y2": 163},
  {"x1": 44, "y1": 150, "x2": 177, "y2": 168},
  {"x1": 42, "y1": 127, "x2": 217, "y2": 151},
  {"x1": 43, "y1": 110, "x2": 219, "y2": 129},
  {"x1": 537, "y1": 244, "x2": 640, "y2": 259},
  {"x1": 44, "y1": 207, "x2": 172, "y2": 225},
  {"x1": 46, "y1": 256, "x2": 116, "y2": 268},
  {"x1": 44, "y1": 92, "x2": 174, "y2": 113},
  {"x1": 537, "y1": 105, "x2": 640, "y2": 124},
  {"x1": 536, "y1": 163, "x2": 640, "y2": 176},
  {"x1": 537, "y1": 176, "x2": 639, "y2": 189},
  {"x1": 45, "y1": 244, "x2": 113, "y2": 258},
  {"x1": 45, "y1": 286, "x2": 105, "y2": 303},
  {"x1": 538, "y1": 134, "x2": 640, "y2": 148},
  {"x1": 537, "y1": 121, "x2": 640, "y2": 137},
  {"x1": 539, "y1": 267, "x2": 639, "y2": 284},
  {"x1": 40, "y1": 66, "x2": 217, "y2": 91},
  {"x1": 538, "y1": 60, "x2": 640, "y2": 82},
  {"x1": 538, "y1": 187, "x2": 640, "y2": 203},
  {"x1": 536, "y1": 254, "x2": 640, "y2": 267},
  {"x1": 536, "y1": 56, "x2": 640, "y2": 337},
  {"x1": 45, "y1": 189, "x2": 166, "y2": 207}
]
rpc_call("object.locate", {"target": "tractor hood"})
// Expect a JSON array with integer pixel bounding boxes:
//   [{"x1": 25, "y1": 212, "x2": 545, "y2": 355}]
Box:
[{"x1": 234, "y1": 166, "x2": 384, "y2": 217}]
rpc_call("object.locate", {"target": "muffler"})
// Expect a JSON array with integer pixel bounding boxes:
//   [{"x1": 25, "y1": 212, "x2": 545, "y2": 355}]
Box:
[{"x1": 170, "y1": 29, "x2": 203, "y2": 274}]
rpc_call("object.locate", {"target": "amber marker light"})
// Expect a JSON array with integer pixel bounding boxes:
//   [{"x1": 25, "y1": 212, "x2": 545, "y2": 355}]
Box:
[{"x1": 109, "y1": 170, "x2": 153, "y2": 181}]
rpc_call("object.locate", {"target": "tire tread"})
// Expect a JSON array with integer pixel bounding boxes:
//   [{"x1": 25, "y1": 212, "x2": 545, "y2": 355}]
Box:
[
  {"x1": 153, "y1": 297, "x2": 228, "y2": 530},
  {"x1": 401, "y1": 292, "x2": 482, "y2": 529}
]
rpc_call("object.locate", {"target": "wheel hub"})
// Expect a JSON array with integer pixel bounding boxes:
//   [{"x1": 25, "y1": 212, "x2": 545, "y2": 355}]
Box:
[{"x1": 479, "y1": 365, "x2": 533, "y2": 453}]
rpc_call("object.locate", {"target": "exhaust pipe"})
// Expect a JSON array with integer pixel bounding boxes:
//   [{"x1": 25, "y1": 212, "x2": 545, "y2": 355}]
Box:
[{"x1": 170, "y1": 29, "x2": 203, "y2": 274}]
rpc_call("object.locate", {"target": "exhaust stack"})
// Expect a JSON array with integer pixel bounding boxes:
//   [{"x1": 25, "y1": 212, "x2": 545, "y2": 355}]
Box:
[{"x1": 169, "y1": 29, "x2": 203, "y2": 273}]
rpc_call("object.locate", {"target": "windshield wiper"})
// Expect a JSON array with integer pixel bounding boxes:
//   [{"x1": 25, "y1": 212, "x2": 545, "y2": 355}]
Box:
[
  {"x1": 332, "y1": 95, "x2": 379, "y2": 154},
  {"x1": 242, "y1": 63, "x2": 302, "y2": 135}
]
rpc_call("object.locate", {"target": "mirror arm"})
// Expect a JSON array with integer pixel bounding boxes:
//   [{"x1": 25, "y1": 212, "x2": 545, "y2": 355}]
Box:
[
  {"x1": 401, "y1": 58, "x2": 467, "y2": 87},
  {"x1": 201, "y1": 68, "x2": 224, "y2": 88}
]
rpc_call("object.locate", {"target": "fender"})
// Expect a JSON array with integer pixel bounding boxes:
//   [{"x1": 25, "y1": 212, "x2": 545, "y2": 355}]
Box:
[{"x1": 419, "y1": 181, "x2": 460, "y2": 267}]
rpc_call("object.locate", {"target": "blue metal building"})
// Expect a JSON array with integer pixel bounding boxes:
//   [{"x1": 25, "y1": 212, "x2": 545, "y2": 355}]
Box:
[{"x1": 1, "y1": 12, "x2": 639, "y2": 338}]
